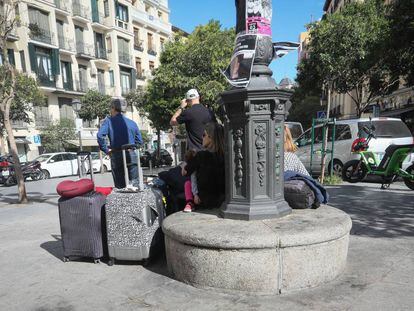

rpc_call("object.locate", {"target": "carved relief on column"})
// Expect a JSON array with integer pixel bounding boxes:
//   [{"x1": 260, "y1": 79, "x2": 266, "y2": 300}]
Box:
[
  {"x1": 255, "y1": 124, "x2": 267, "y2": 187},
  {"x1": 233, "y1": 128, "x2": 244, "y2": 188},
  {"x1": 275, "y1": 124, "x2": 282, "y2": 183}
]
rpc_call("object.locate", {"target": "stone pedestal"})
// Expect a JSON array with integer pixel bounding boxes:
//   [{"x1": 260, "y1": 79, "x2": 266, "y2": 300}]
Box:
[{"x1": 163, "y1": 206, "x2": 352, "y2": 294}]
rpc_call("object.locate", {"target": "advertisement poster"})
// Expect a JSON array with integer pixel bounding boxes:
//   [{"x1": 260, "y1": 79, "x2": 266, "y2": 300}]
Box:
[
  {"x1": 246, "y1": 0, "x2": 272, "y2": 36},
  {"x1": 223, "y1": 34, "x2": 257, "y2": 88}
]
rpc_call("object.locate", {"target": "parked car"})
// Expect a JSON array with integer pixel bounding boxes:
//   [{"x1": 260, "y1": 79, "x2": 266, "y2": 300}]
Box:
[
  {"x1": 295, "y1": 118, "x2": 414, "y2": 176},
  {"x1": 34, "y1": 152, "x2": 85, "y2": 179},
  {"x1": 285, "y1": 122, "x2": 304, "y2": 140},
  {"x1": 91, "y1": 152, "x2": 112, "y2": 173},
  {"x1": 140, "y1": 149, "x2": 173, "y2": 167}
]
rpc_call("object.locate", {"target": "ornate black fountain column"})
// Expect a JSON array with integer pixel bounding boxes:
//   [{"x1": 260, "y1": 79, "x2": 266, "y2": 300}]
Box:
[{"x1": 221, "y1": 0, "x2": 292, "y2": 220}]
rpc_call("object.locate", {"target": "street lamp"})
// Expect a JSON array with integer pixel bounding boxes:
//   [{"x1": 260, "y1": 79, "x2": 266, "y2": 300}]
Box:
[{"x1": 72, "y1": 98, "x2": 83, "y2": 152}]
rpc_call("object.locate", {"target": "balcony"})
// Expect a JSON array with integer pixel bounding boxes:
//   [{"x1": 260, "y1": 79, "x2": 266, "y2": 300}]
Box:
[
  {"x1": 137, "y1": 69, "x2": 146, "y2": 80},
  {"x1": 29, "y1": 24, "x2": 53, "y2": 45},
  {"x1": 115, "y1": 19, "x2": 130, "y2": 32},
  {"x1": 131, "y1": 7, "x2": 172, "y2": 35},
  {"x1": 95, "y1": 45, "x2": 109, "y2": 61},
  {"x1": 37, "y1": 73, "x2": 56, "y2": 88},
  {"x1": 54, "y1": 0, "x2": 71, "y2": 15},
  {"x1": 118, "y1": 52, "x2": 133, "y2": 66},
  {"x1": 76, "y1": 42, "x2": 95, "y2": 59},
  {"x1": 72, "y1": 0, "x2": 91, "y2": 22},
  {"x1": 58, "y1": 37, "x2": 75, "y2": 53},
  {"x1": 11, "y1": 120, "x2": 28, "y2": 129},
  {"x1": 148, "y1": 45, "x2": 157, "y2": 56},
  {"x1": 74, "y1": 77, "x2": 89, "y2": 93},
  {"x1": 7, "y1": 29, "x2": 19, "y2": 42},
  {"x1": 134, "y1": 40, "x2": 144, "y2": 52}
]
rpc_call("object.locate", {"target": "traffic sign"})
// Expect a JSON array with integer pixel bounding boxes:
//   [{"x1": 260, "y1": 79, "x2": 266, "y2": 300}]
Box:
[{"x1": 317, "y1": 111, "x2": 327, "y2": 119}]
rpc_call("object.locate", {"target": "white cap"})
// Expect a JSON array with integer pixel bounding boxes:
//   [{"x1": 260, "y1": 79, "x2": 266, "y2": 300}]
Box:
[{"x1": 185, "y1": 89, "x2": 200, "y2": 100}]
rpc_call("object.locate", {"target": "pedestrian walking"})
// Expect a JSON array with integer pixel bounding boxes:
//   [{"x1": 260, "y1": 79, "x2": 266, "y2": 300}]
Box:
[
  {"x1": 97, "y1": 99, "x2": 143, "y2": 189},
  {"x1": 170, "y1": 89, "x2": 215, "y2": 151}
]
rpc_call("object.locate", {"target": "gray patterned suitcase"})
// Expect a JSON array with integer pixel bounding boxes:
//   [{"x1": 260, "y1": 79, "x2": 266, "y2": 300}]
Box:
[
  {"x1": 105, "y1": 144, "x2": 165, "y2": 266},
  {"x1": 58, "y1": 152, "x2": 106, "y2": 264}
]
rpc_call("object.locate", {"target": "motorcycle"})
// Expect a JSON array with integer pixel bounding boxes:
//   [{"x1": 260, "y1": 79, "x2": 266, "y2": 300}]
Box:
[
  {"x1": 342, "y1": 122, "x2": 414, "y2": 190},
  {"x1": 2, "y1": 160, "x2": 44, "y2": 187}
]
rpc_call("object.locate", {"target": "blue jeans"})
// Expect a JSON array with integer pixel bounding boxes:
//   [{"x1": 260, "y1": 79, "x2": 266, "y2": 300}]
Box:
[{"x1": 111, "y1": 151, "x2": 138, "y2": 189}]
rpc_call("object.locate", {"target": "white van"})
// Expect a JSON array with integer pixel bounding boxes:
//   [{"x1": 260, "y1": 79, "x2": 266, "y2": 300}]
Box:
[{"x1": 295, "y1": 118, "x2": 414, "y2": 176}]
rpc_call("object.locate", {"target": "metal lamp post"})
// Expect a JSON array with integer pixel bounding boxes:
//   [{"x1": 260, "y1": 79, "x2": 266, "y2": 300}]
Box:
[
  {"x1": 72, "y1": 98, "x2": 83, "y2": 152},
  {"x1": 220, "y1": 0, "x2": 292, "y2": 220}
]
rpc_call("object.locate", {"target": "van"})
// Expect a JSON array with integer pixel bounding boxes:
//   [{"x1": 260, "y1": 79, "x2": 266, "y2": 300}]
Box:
[
  {"x1": 285, "y1": 122, "x2": 304, "y2": 140},
  {"x1": 295, "y1": 118, "x2": 414, "y2": 176}
]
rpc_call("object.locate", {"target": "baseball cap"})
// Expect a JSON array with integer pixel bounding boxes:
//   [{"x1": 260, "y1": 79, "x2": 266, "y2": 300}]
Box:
[
  {"x1": 112, "y1": 98, "x2": 127, "y2": 113},
  {"x1": 185, "y1": 89, "x2": 200, "y2": 100}
]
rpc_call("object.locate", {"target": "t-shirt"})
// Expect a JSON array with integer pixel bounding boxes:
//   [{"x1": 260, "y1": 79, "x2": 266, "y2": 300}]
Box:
[{"x1": 176, "y1": 104, "x2": 215, "y2": 151}]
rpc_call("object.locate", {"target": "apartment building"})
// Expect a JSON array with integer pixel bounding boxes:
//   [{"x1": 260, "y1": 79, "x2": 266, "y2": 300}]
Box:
[
  {"x1": 322, "y1": 0, "x2": 414, "y2": 132},
  {"x1": 2, "y1": 0, "x2": 173, "y2": 161},
  {"x1": 298, "y1": 31, "x2": 310, "y2": 63}
]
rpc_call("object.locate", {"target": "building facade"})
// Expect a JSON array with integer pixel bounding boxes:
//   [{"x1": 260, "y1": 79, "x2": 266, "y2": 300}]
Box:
[
  {"x1": 2, "y1": 0, "x2": 173, "y2": 161},
  {"x1": 322, "y1": 0, "x2": 414, "y2": 132}
]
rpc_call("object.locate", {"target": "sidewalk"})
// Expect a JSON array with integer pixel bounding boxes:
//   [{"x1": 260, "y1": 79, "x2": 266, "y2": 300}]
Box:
[{"x1": 0, "y1": 178, "x2": 413, "y2": 310}]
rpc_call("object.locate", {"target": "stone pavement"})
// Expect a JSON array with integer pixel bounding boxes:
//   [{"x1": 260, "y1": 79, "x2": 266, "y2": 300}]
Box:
[{"x1": 0, "y1": 175, "x2": 413, "y2": 311}]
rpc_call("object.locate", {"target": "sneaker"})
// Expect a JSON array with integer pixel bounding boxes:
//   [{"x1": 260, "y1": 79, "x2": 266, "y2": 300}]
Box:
[{"x1": 183, "y1": 202, "x2": 193, "y2": 213}]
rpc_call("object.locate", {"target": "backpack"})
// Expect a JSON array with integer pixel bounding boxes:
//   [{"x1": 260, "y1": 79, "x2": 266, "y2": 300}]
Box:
[{"x1": 284, "y1": 179, "x2": 320, "y2": 209}]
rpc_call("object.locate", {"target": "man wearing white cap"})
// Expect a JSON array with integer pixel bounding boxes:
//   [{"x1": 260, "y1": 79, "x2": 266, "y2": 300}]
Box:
[{"x1": 170, "y1": 89, "x2": 215, "y2": 151}]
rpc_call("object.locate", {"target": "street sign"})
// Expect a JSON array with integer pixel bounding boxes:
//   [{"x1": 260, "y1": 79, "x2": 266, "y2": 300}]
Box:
[
  {"x1": 317, "y1": 111, "x2": 327, "y2": 119},
  {"x1": 75, "y1": 118, "x2": 83, "y2": 132}
]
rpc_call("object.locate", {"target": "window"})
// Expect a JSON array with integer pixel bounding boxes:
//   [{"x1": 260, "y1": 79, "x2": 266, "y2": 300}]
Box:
[
  {"x1": 28, "y1": 7, "x2": 51, "y2": 44},
  {"x1": 56, "y1": 20, "x2": 65, "y2": 49},
  {"x1": 109, "y1": 70, "x2": 114, "y2": 87},
  {"x1": 104, "y1": 0, "x2": 109, "y2": 17},
  {"x1": 7, "y1": 49, "x2": 15, "y2": 66},
  {"x1": 136, "y1": 57, "x2": 142, "y2": 76},
  {"x1": 147, "y1": 33, "x2": 153, "y2": 50},
  {"x1": 296, "y1": 127, "x2": 323, "y2": 147},
  {"x1": 120, "y1": 69, "x2": 132, "y2": 95},
  {"x1": 106, "y1": 36, "x2": 112, "y2": 53},
  {"x1": 331, "y1": 125, "x2": 352, "y2": 141},
  {"x1": 78, "y1": 65, "x2": 87, "y2": 92},
  {"x1": 160, "y1": 38, "x2": 165, "y2": 50},
  {"x1": 116, "y1": 2, "x2": 128, "y2": 22},
  {"x1": 19, "y1": 50, "x2": 26, "y2": 72},
  {"x1": 149, "y1": 61, "x2": 155, "y2": 73},
  {"x1": 133, "y1": 28, "x2": 142, "y2": 50},
  {"x1": 97, "y1": 69, "x2": 105, "y2": 93},
  {"x1": 118, "y1": 37, "x2": 130, "y2": 64},
  {"x1": 50, "y1": 154, "x2": 64, "y2": 163},
  {"x1": 35, "y1": 46, "x2": 53, "y2": 84},
  {"x1": 59, "y1": 97, "x2": 75, "y2": 121},
  {"x1": 61, "y1": 61, "x2": 73, "y2": 90},
  {"x1": 33, "y1": 104, "x2": 50, "y2": 127}
]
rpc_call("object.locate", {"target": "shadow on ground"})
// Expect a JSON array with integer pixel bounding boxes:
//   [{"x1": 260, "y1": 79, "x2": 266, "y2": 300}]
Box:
[
  {"x1": 0, "y1": 192, "x2": 59, "y2": 206},
  {"x1": 327, "y1": 183, "x2": 414, "y2": 238},
  {"x1": 40, "y1": 234, "x2": 64, "y2": 261}
]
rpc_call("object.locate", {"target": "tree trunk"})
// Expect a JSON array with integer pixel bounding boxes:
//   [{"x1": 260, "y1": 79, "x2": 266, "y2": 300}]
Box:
[
  {"x1": 0, "y1": 132, "x2": 6, "y2": 155},
  {"x1": 4, "y1": 118, "x2": 28, "y2": 203},
  {"x1": 156, "y1": 129, "x2": 161, "y2": 162}
]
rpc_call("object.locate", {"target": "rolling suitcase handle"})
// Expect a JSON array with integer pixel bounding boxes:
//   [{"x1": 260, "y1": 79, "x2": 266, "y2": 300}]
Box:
[
  {"x1": 121, "y1": 144, "x2": 144, "y2": 191},
  {"x1": 77, "y1": 151, "x2": 94, "y2": 184}
]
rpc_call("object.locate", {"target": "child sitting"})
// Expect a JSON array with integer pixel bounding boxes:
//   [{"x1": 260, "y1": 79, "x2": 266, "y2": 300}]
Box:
[{"x1": 182, "y1": 122, "x2": 225, "y2": 212}]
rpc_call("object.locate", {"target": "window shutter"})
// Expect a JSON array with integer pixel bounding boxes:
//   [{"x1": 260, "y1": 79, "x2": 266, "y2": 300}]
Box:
[
  {"x1": 115, "y1": 1, "x2": 119, "y2": 19},
  {"x1": 131, "y1": 68, "x2": 136, "y2": 89},
  {"x1": 28, "y1": 43, "x2": 37, "y2": 72},
  {"x1": 51, "y1": 48, "x2": 60, "y2": 76},
  {"x1": 91, "y1": 0, "x2": 99, "y2": 23}
]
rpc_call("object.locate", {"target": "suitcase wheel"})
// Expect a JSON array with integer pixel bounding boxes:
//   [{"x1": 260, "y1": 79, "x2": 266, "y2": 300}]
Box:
[
  {"x1": 63, "y1": 257, "x2": 70, "y2": 263},
  {"x1": 108, "y1": 258, "x2": 115, "y2": 266},
  {"x1": 93, "y1": 258, "x2": 101, "y2": 264}
]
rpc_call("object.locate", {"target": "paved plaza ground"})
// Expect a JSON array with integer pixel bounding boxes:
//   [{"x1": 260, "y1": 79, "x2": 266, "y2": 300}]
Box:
[{"x1": 0, "y1": 173, "x2": 413, "y2": 310}]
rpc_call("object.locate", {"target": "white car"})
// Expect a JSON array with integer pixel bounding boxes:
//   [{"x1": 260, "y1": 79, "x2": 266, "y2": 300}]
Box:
[
  {"x1": 34, "y1": 152, "x2": 83, "y2": 179},
  {"x1": 295, "y1": 118, "x2": 414, "y2": 176},
  {"x1": 91, "y1": 152, "x2": 111, "y2": 173}
]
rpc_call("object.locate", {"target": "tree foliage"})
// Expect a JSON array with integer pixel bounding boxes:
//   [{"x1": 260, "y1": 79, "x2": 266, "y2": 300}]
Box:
[
  {"x1": 78, "y1": 89, "x2": 111, "y2": 123},
  {"x1": 127, "y1": 20, "x2": 235, "y2": 131},
  {"x1": 298, "y1": 0, "x2": 390, "y2": 116},
  {"x1": 40, "y1": 119, "x2": 77, "y2": 152},
  {"x1": 288, "y1": 87, "x2": 321, "y2": 130}
]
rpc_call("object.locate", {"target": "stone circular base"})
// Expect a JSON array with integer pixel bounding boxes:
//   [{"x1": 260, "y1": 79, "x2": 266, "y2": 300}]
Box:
[{"x1": 162, "y1": 205, "x2": 352, "y2": 294}]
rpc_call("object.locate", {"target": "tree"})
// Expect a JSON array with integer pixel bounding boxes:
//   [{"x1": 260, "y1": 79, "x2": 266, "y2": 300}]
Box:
[
  {"x1": 302, "y1": 0, "x2": 391, "y2": 116},
  {"x1": 40, "y1": 119, "x2": 76, "y2": 153},
  {"x1": 78, "y1": 89, "x2": 111, "y2": 123},
  {"x1": 0, "y1": 0, "x2": 44, "y2": 203},
  {"x1": 127, "y1": 20, "x2": 235, "y2": 157},
  {"x1": 288, "y1": 88, "x2": 321, "y2": 130}
]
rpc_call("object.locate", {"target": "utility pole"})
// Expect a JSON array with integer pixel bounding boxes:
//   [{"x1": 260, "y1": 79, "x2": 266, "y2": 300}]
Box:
[{"x1": 320, "y1": 82, "x2": 331, "y2": 184}]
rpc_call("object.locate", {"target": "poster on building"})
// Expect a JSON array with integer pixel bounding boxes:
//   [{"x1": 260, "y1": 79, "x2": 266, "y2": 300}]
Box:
[
  {"x1": 245, "y1": 0, "x2": 272, "y2": 36},
  {"x1": 223, "y1": 34, "x2": 257, "y2": 88}
]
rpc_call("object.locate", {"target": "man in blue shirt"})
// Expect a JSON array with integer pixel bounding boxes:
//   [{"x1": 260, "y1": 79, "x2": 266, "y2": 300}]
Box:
[{"x1": 97, "y1": 98, "x2": 143, "y2": 188}]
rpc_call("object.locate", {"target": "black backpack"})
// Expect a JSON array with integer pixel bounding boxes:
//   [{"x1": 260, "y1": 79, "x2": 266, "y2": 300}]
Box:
[{"x1": 284, "y1": 179, "x2": 320, "y2": 209}]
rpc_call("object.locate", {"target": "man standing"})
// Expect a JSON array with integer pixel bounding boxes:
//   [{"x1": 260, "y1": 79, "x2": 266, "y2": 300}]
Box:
[
  {"x1": 170, "y1": 89, "x2": 215, "y2": 151},
  {"x1": 97, "y1": 98, "x2": 143, "y2": 188}
]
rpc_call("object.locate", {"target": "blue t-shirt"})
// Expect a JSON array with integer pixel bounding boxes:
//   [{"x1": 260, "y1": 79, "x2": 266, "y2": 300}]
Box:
[{"x1": 97, "y1": 114, "x2": 143, "y2": 154}]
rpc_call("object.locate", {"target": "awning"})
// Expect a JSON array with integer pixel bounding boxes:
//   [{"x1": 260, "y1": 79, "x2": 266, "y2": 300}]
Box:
[
  {"x1": 380, "y1": 106, "x2": 414, "y2": 117},
  {"x1": 15, "y1": 138, "x2": 32, "y2": 144},
  {"x1": 67, "y1": 139, "x2": 99, "y2": 147}
]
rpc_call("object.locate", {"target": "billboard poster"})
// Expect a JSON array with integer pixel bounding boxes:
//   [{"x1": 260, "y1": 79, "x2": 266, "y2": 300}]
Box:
[
  {"x1": 246, "y1": 0, "x2": 272, "y2": 36},
  {"x1": 223, "y1": 34, "x2": 257, "y2": 88}
]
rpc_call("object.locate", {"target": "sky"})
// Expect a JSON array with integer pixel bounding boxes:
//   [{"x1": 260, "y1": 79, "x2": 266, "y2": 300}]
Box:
[{"x1": 169, "y1": 0, "x2": 325, "y2": 84}]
